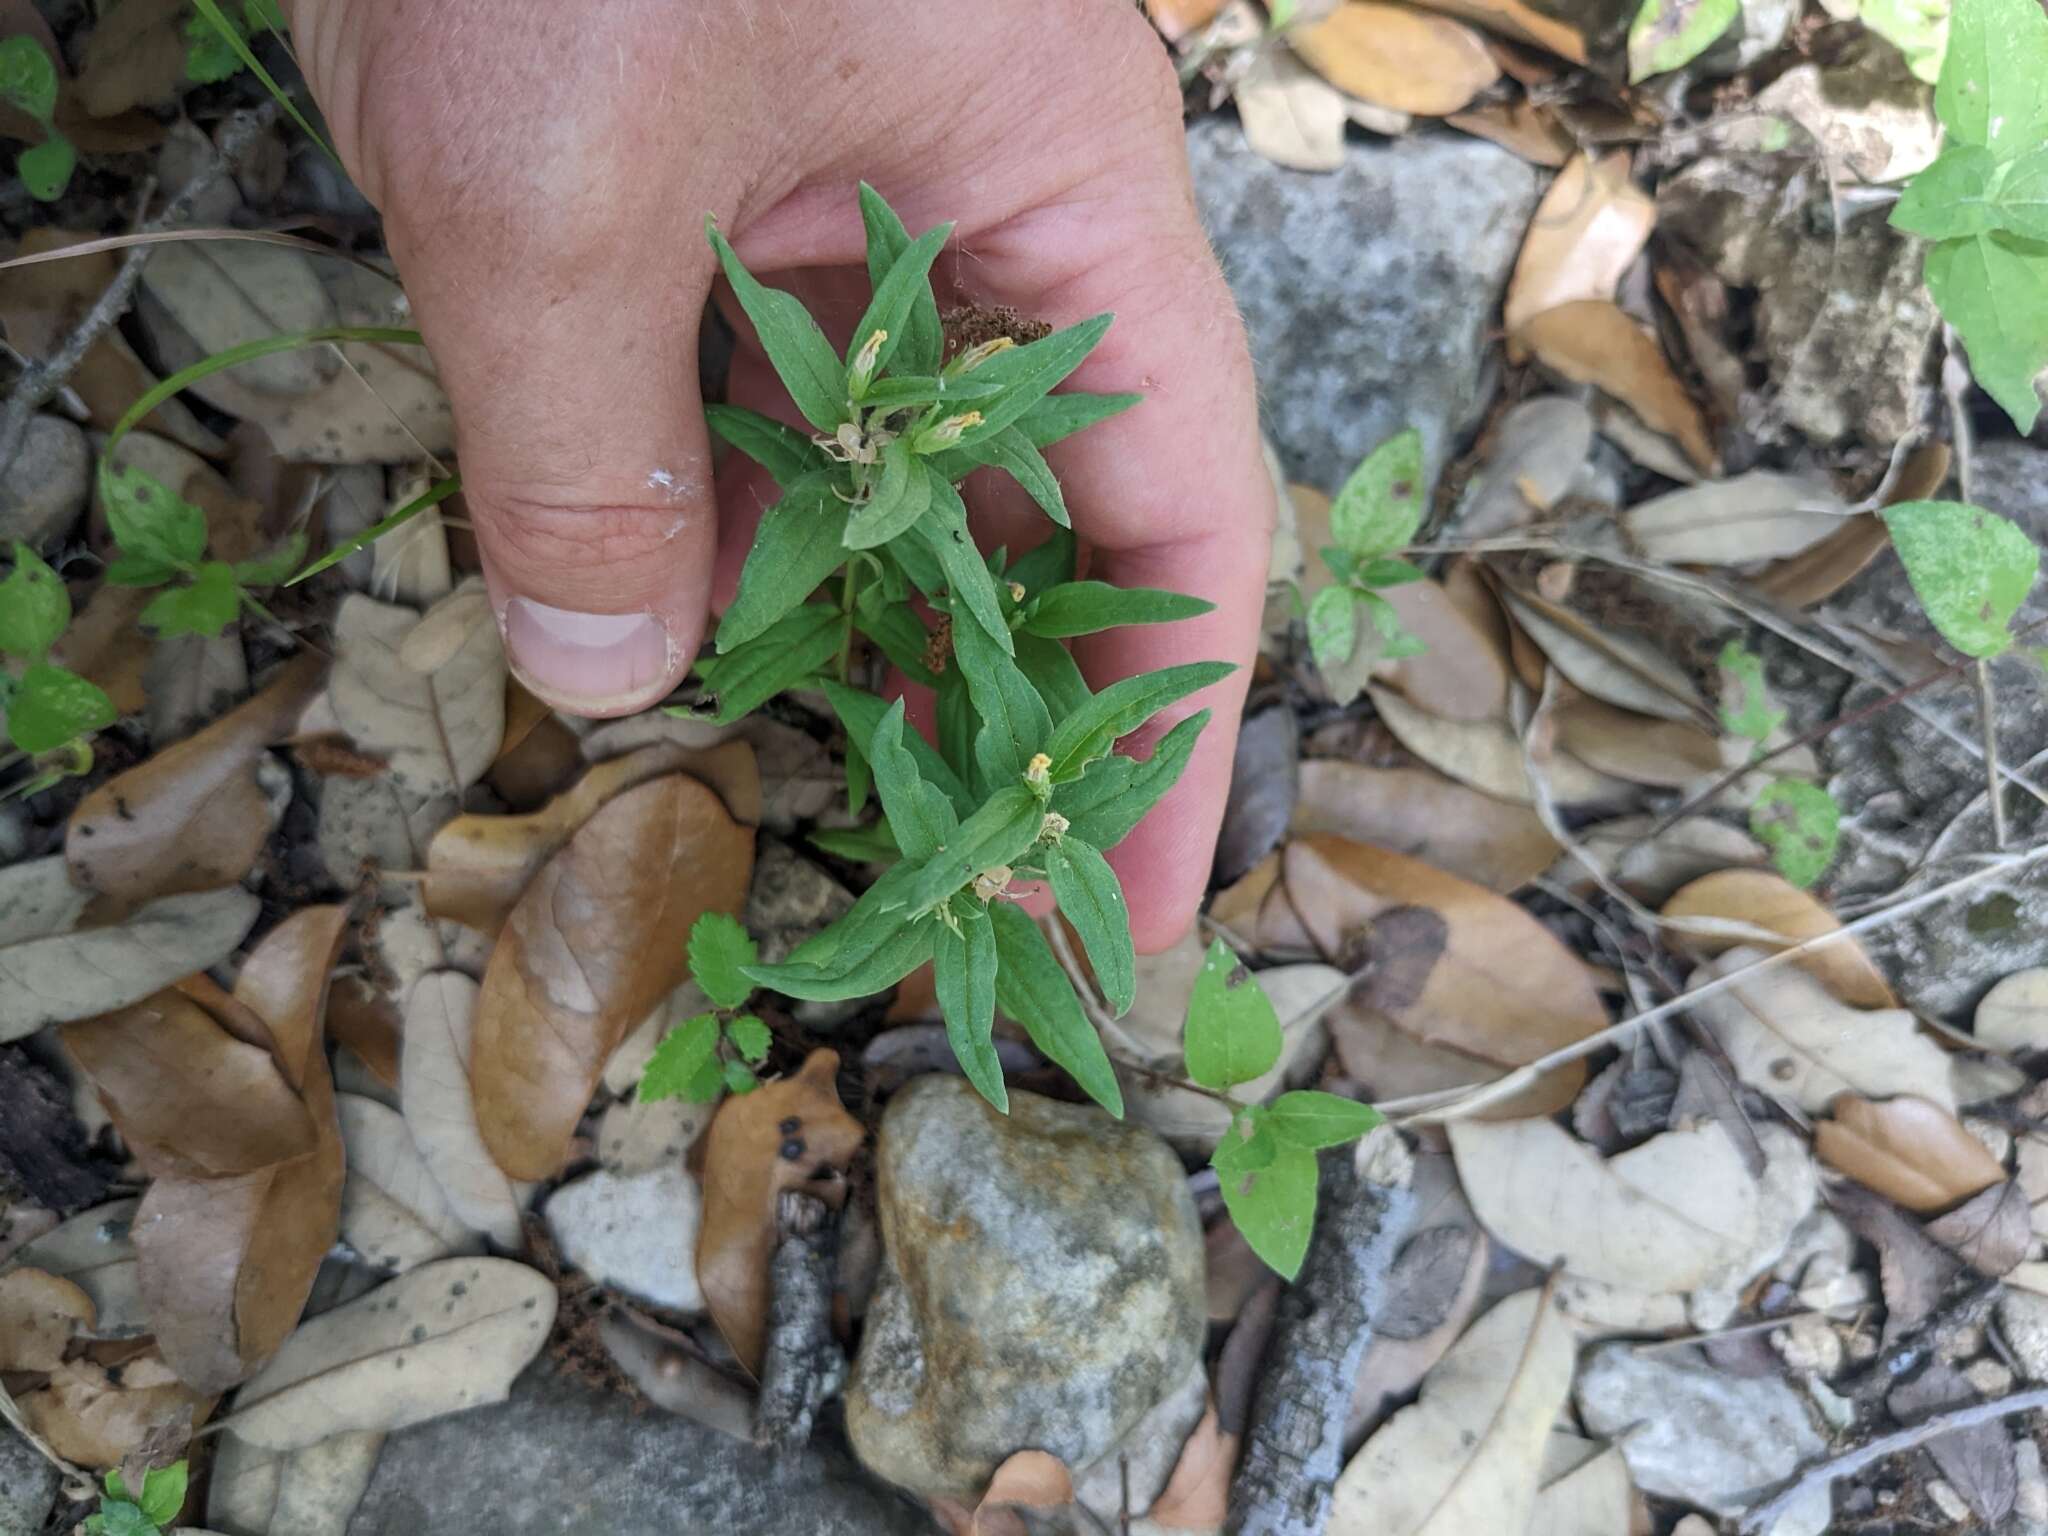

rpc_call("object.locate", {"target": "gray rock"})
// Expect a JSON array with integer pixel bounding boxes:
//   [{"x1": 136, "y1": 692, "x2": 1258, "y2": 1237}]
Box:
[
  {"x1": 2, "y1": 415, "x2": 90, "y2": 548},
  {"x1": 0, "y1": 1426, "x2": 56, "y2": 1536},
  {"x1": 544, "y1": 1164, "x2": 704, "y2": 1313},
  {"x1": 347, "y1": 1365, "x2": 924, "y2": 1536},
  {"x1": 1792, "y1": 441, "x2": 2048, "y2": 1022},
  {"x1": 846, "y1": 1076, "x2": 1205, "y2": 1499},
  {"x1": 1188, "y1": 118, "x2": 1541, "y2": 495},
  {"x1": 1658, "y1": 152, "x2": 1938, "y2": 446},
  {"x1": 746, "y1": 838, "x2": 860, "y2": 1025},
  {"x1": 1576, "y1": 1342, "x2": 1826, "y2": 1518},
  {"x1": 1999, "y1": 1289, "x2": 2048, "y2": 1384}
]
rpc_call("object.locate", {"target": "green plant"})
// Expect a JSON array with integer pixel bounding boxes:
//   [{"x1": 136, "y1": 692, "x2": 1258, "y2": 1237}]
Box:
[
  {"x1": 1717, "y1": 640, "x2": 1842, "y2": 888},
  {"x1": 185, "y1": 0, "x2": 286, "y2": 81},
  {"x1": 99, "y1": 464, "x2": 305, "y2": 638},
  {"x1": 1303, "y1": 427, "x2": 1429, "y2": 679},
  {"x1": 1891, "y1": 0, "x2": 2048, "y2": 432},
  {"x1": 1182, "y1": 939, "x2": 1384, "y2": 1278},
  {"x1": 0, "y1": 542, "x2": 115, "y2": 793},
  {"x1": 639, "y1": 913, "x2": 774, "y2": 1102},
  {"x1": 86, "y1": 1461, "x2": 186, "y2": 1535},
  {"x1": 1626, "y1": 0, "x2": 1740, "y2": 82},
  {"x1": 684, "y1": 185, "x2": 1233, "y2": 1119},
  {"x1": 0, "y1": 35, "x2": 76, "y2": 202}
]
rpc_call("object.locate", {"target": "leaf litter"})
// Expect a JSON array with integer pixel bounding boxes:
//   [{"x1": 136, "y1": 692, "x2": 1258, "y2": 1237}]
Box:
[{"x1": 10, "y1": 4, "x2": 2048, "y2": 1532}]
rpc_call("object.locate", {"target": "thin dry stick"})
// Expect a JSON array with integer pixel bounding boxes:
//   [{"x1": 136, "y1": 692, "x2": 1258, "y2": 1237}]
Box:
[
  {"x1": 1381, "y1": 839, "x2": 2048, "y2": 1123},
  {"x1": 0, "y1": 102, "x2": 281, "y2": 482},
  {"x1": 1738, "y1": 1385, "x2": 2048, "y2": 1534},
  {"x1": 1941, "y1": 324, "x2": 2010, "y2": 848}
]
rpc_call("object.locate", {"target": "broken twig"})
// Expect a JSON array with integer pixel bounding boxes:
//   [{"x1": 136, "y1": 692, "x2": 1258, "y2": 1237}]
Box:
[{"x1": 751, "y1": 1189, "x2": 846, "y2": 1451}]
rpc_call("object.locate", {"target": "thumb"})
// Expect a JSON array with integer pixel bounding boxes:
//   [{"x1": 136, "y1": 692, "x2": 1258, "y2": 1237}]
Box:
[{"x1": 383, "y1": 214, "x2": 721, "y2": 719}]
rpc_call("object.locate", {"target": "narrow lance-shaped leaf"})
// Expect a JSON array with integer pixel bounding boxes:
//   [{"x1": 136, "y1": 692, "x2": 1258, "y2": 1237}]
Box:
[
  {"x1": 979, "y1": 428, "x2": 1070, "y2": 528},
  {"x1": 859, "y1": 182, "x2": 944, "y2": 376},
  {"x1": 705, "y1": 404, "x2": 829, "y2": 488},
  {"x1": 853, "y1": 587, "x2": 939, "y2": 686},
  {"x1": 844, "y1": 435, "x2": 931, "y2": 550},
  {"x1": 1014, "y1": 631, "x2": 1091, "y2": 721},
  {"x1": 745, "y1": 910, "x2": 939, "y2": 1003},
  {"x1": 919, "y1": 471, "x2": 1014, "y2": 654},
  {"x1": 1054, "y1": 708, "x2": 1209, "y2": 850},
  {"x1": 950, "y1": 314, "x2": 1114, "y2": 449},
  {"x1": 1044, "y1": 661, "x2": 1234, "y2": 781},
  {"x1": 821, "y1": 680, "x2": 973, "y2": 817},
  {"x1": 846, "y1": 220, "x2": 953, "y2": 390},
  {"x1": 715, "y1": 472, "x2": 851, "y2": 650},
  {"x1": 708, "y1": 221, "x2": 847, "y2": 433},
  {"x1": 1261, "y1": 1090, "x2": 1385, "y2": 1149},
  {"x1": 868, "y1": 697, "x2": 958, "y2": 863},
  {"x1": 696, "y1": 603, "x2": 842, "y2": 723},
  {"x1": 951, "y1": 598, "x2": 1053, "y2": 785},
  {"x1": 988, "y1": 900, "x2": 1123, "y2": 1117},
  {"x1": 934, "y1": 902, "x2": 1008, "y2": 1112},
  {"x1": 1023, "y1": 582, "x2": 1215, "y2": 638},
  {"x1": 1044, "y1": 835, "x2": 1135, "y2": 1016},
  {"x1": 894, "y1": 784, "x2": 1046, "y2": 916}
]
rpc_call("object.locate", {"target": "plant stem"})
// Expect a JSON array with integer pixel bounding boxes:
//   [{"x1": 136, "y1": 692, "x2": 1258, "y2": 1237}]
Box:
[
  {"x1": 837, "y1": 562, "x2": 858, "y2": 683},
  {"x1": 1976, "y1": 657, "x2": 2007, "y2": 847}
]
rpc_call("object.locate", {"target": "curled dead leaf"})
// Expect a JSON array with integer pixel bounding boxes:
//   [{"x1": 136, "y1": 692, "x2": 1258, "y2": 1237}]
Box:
[
  {"x1": 1145, "y1": 1403, "x2": 1236, "y2": 1530},
  {"x1": 1815, "y1": 1095, "x2": 2004, "y2": 1213},
  {"x1": 0, "y1": 1267, "x2": 95, "y2": 1371},
  {"x1": 1405, "y1": 0, "x2": 1587, "y2": 61},
  {"x1": 18, "y1": 1347, "x2": 211, "y2": 1471},
  {"x1": 1924, "y1": 1180, "x2": 2030, "y2": 1277},
  {"x1": 1291, "y1": 1, "x2": 1501, "y2": 114},
  {"x1": 401, "y1": 971, "x2": 527, "y2": 1249},
  {"x1": 1514, "y1": 301, "x2": 1718, "y2": 475},
  {"x1": 1290, "y1": 762, "x2": 1558, "y2": 892},
  {"x1": 1553, "y1": 695, "x2": 1723, "y2": 788},
  {"x1": 697, "y1": 1049, "x2": 866, "y2": 1375},
  {"x1": 1504, "y1": 153, "x2": 1655, "y2": 336},
  {"x1": 1662, "y1": 869, "x2": 1897, "y2": 1009},
  {"x1": 425, "y1": 741, "x2": 761, "y2": 937},
  {"x1": 971, "y1": 1449, "x2": 1074, "y2": 1536},
  {"x1": 473, "y1": 774, "x2": 756, "y2": 1180}
]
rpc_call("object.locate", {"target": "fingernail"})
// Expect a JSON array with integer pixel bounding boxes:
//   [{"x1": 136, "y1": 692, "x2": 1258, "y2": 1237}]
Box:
[{"x1": 501, "y1": 598, "x2": 672, "y2": 714}]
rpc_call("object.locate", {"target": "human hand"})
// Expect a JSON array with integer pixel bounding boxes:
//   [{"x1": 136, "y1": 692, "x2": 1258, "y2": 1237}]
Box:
[{"x1": 284, "y1": 0, "x2": 1272, "y2": 950}]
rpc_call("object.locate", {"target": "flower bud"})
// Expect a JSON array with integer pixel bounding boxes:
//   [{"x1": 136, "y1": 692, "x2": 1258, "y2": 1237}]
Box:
[
  {"x1": 850, "y1": 328, "x2": 888, "y2": 395},
  {"x1": 914, "y1": 411, "x2": 982, "y2": 452},
  {"x1": 946, "y1": 336, "x2": 1015, "y2": 376}
]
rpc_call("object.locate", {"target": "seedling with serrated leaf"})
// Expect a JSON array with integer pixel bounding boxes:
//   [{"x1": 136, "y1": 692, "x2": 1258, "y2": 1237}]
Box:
[
  {"x1": 677, "y1": 185, "x2": 1234, "y2": 1123},
  {"x1": 1890, "y1": 0, "x2": 2048, "y2": 432},
  {"x1": 86, "y1": 1461, "x2": 186, "y2": 1535},
  {"x1": 1181, "y1": 937, "x2": 1383, "y2": 1278},
  {"x1": 98, "y1": 463, "x2": 305, "y2": 640},
  {"x1": 185, "y1": 0, "x2": 287, "y2": 81},
  {"x1": 0, "y1": 542, "x2": 115, "y2": 794},
  {"x1": 1302, "y1": 428, "x2": 1430, "y2": 693},
  {"x1": 0, "y1": 35, "x2": 75, "y2": 201},
  {"x1": 640, "y1": 912, "x2": 776, "y2": 1102}
]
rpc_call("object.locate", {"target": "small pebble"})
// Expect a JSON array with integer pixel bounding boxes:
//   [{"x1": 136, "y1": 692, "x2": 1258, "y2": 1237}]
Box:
[
  {"x1": 1926, "y1": 1478, "x2": 1970, "y2": 1525},
  {"x1": 1964, "y1": 1357, "x2": 2014, "y2": 1397},
  {"x1": 1772, "y1": 1315, "x2": 1843, "y2": 1378},
  {"x1": 2016, "y1": 1439, "x2": 2048, "y2": 1523}
]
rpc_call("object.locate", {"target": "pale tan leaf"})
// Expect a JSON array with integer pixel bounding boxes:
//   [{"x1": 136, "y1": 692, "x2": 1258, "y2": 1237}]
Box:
[
  {"x1": 1145, "y1": 1405, "x2": 1236, "y2": 1530},
  {"x1": 1291, "y1": 2, "x2": 1501, "y2": 114},
  {"x1": 1330, "y1": 1287, "x2": 1576, "y2": 1535},
  {"x1": 1924, "y1": 1180, "x2": 2030, "y2": 1277},
  {"x1": 17, "y1": 1349, "x2": 210, "y2": 1471},
  {"x1": 1236, "y1": 48, "x2": 1349, "y2": 172},
  {"x1": 1815, "y1": 1095, "x2": 2005, "y2": 1213},
  {"x1": 1366, "y1": 685, "x2": 1625, "y2": 805},
  {"x1": 1685, "y1": 947, "x2": 1954, "y2": 1113},
  {"x1": 1145, "y1": 0, "x2": 1228, "y2": 41},
  {"x1": 1515, "y1": 300, "x2": 1718, "y2": 475},
  {"x1": 1446, "y1": 98, "x2": 1577, "y2": 166},
  {"x1": 1553, "y1": 696, "x2": 1723, "y2": 788},
  {"x1": 2, "y1": 1201, "x2": 144, "y2": 1339},
  {"x1": 1290, "y1": 762, "x2": 1559, "y2": 892},
  {"x1": 1624, "y1": 471, "x2": 1848, "y2": 565},
  {"x1": 1661, "y1": 869, "x2": 1897, "y2": 1009},
  {"x1": 473, "y1": 774, "x2": 755, "y2": 1180},
  {"x1": 0, "y1": 1267, "x2": 95, "y2": 1371},
  {"x1": 207, "y1": 1426, "x2": 384, "y2": 1536},
  {"x1": 225, "y1": 1257, "x2": 558, "y2": 1450},
  {"x1": 1375, "y1": 579, "x2": 1513, "y2": 722},
  {"x1": 972, "y1": 1450, "x2": 1074, "y2": 1534},
  {"x1": 329, "y1": 592, "x2": 505, "y2": 803},
  {"x1": 1505, "y1": 153, "x2": 1656, "y2": 335},
  {"x1": 1528, "y1": 1440, "x2": 1634, "y2": 1536},
  {"x1": 336, "y1": 1095, "x2": 477, "y2": 1275},
  {"x1": 1329, "y1": 998, "x2": 1586, "y2": 1117},
  {"x1": 400, "y1": 971, "x2": 526, "y2": 1248},
  {"x1": 1448, "y1": 1120, "x2": 1757, "y2": 1291},
  {"x1": 1975, "y1": 968, "x2": 2048, "y2": 1054},
  {"x1": 1284, "y1": 837, "x2": 1607, "y2": 1067},
  {"x1": 1753, "y1": 444, "x2": 1950, "y2": 608},
  {"x1": 139, "y1": 238, "x2": 339, "y2": 396},
  {"x1": 1547, "y1": 815, "x2": 1766, "y2": 905},
  {"x1": 1409, "y1": 0, "x2": 1587, "y2": 57},
  {"x1": 1498, "y1": 590, "x2": 1707, "y2": 724}
]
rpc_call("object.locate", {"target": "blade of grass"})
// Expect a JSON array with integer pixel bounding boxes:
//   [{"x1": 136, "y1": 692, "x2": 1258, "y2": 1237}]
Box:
[
  {"x1": 287, "y1": 474, "x2": 462, "y2": 586},
  {"x1": 188, "y1": 0, "x2": 342, "y2": 171}
]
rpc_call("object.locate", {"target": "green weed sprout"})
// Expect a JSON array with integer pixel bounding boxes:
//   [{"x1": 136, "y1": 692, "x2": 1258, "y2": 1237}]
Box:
[{"x1": 0, "y1": 36, "x2": 75, "y2": 202}]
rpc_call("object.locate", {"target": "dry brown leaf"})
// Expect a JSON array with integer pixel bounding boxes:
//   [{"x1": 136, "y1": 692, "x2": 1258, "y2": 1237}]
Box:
[
  {"x1": 0, "y1": 1267, "x2": 95, "y2": 1371},
  {"x1": 72, "y1": 0, "x2": 185, "y2": 114},
  {"x1": 1624, "y1": 472, "x2": 1849, "y2": 566},
  {"x1": 1924, "y1": 1180, "x2": 2030, "y2": 1277},
  {"x1": 18, "y1": 1348, "x2": 211, "y2": 1470},
  {"x1": 1753, "y1": 443, "x2": 1951, "y2": 608},
  {"x1": 1504, "y1": 153, "x2": 1656, "y2": 336},
  {"x1": 65, "y1": 654, "x2": 326, "y2": 919},
  {"x1": 1284, "y1": 837, "x2": 1607, "y2": 1068},
  {"x1": 62, "y1": 990, "x2": 318, "y2": 1179},
  {"x1": 50, "y1": 584, "x2": 152, "y2": 716},
  {"x1": 1662, "y1": 869, "x2": 1897, "y2": 1009},
  {"x1": 1236, "y1": 48, "x2": 1350, "y2": 173},
  {"x1": 473, "y1": 775, "x2": 755, "y2": 1180},
  {"x1": 401, "y1": 970, "x2": 526, "y2": 1249},
  {"x1": 1375, "y1": 580, "x2": 1512, "y2": 722},
  {"x1": 697, "y1": 1050, "x2": 865, "y2": 1375},
  {"x1": 970, "y1": 1450, "x2": 1074, "y2": 1535},
  {"x1": 327, "y1": 975, "x2": 402, "y2": 1090},
  {"x1": 424, "y1": 742, "x2": 762, "y2": 937},
  {"x1": 1330, "y1": 996, "x2": 1586, "y2": 1117},
  {"x1": 1144, "y1": 1405, "x2": 1237, "y2": 1530},
  {"x1": 135, "y1": 908, "x2": 348, "y2": 1394},
  {"x1": 1448, "y1": 1120, "x2": 1757, "y2": 1291},
  {"x1": 1547, "y1": 815, "x2": 1765, "y2": 905},
  {"x1": 1406, "y1": 0, "x2": 1588, "y2": 60},
  {"x1": 1291, "y1": 2, "x2": 1501, "y2": 114},
  {"x1": 1684, "y1": 947, "x2": 1954, "y2": 1114},
  {"x1": 1145, "y1": 0, "x2": 1228, "y2": 41},
  {"x1": 1330, "y1": 1286, "x2": 1576, "y2": 1535},
  {"x1": 1815, "y1": 1095, "x2": 2005, "y2": 1213},
  {"x1": 1290, "y1": 762, "x2": 1559, "y2": 892},
  {"x1": 1554, "y1": 696, "x2": 1722, "y2": 788},
  {"x1": 330, "y1": 592, "x2": 504, "y2": 802},
  {"x1": 1445, "y1": 98, "x2": 1578, "y2": 166},
  {"x1": 1366, "y1": 685, "x2": 1626, "y2": 806},
  {"x1": 1497, "y1": 589, "x2": 1706, "y2": 725},
  {"x1": 1515, "y1": 301, "x2": 1718, "y2": 475}
]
